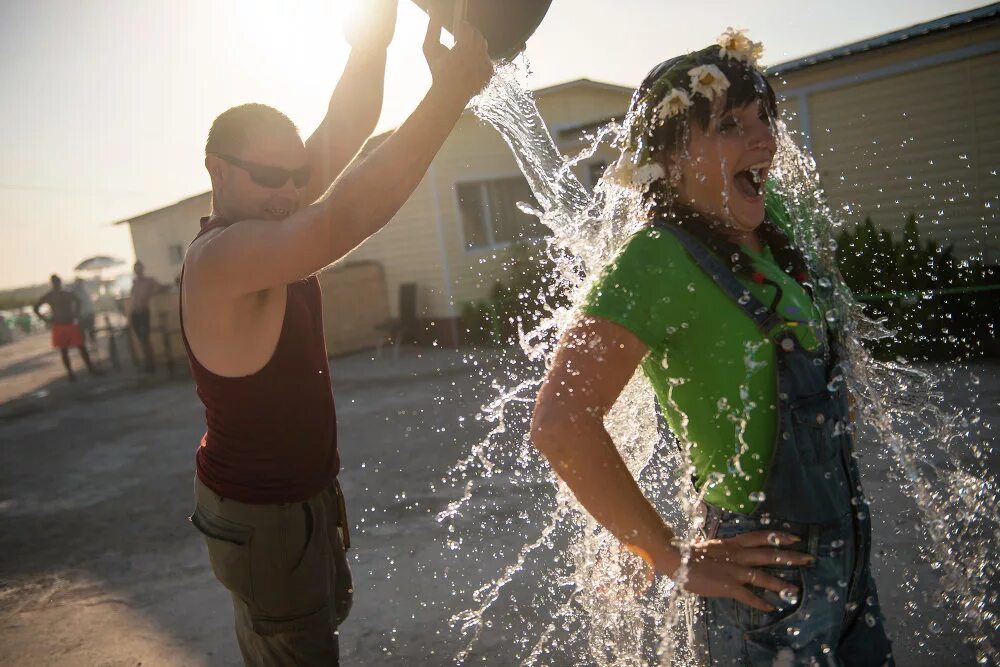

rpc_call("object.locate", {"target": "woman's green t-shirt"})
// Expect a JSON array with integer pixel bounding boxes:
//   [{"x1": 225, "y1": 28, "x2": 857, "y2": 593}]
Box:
[{"x1": 580, "y1": 197, "x2": 826, "y2": 512}]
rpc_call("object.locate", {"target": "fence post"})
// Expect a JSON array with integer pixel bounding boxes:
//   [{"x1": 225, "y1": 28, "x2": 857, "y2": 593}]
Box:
[{"x1": 104, "y1": 314, "x2": 120, "y2": 371}]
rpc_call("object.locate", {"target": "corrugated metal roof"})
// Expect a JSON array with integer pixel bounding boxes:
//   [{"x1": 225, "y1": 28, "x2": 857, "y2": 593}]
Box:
[{"x1": 767, "y1": 2, "x2": 1000, "y2": 76}]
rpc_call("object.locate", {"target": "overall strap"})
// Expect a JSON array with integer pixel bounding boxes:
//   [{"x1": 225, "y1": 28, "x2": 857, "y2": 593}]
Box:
[{"x1": 655, "y1": 223, "x2": 783, "y2": 340}]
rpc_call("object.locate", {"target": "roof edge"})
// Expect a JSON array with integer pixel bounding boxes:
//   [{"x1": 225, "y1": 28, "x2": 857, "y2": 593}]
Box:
[
  {"x1": 113, "y1": 191, "x2": 210, "y2": 226},
  {"x1": 532, "y1": 78, "x2": 634, "y2": 97},
  {"x1": 767, "y1": 2, "x2": 1000, "y2": 76}
]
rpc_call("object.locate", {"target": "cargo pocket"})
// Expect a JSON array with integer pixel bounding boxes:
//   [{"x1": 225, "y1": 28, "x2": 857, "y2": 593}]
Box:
[
  {"x1": 190, "y1": 504, "x2": 253, "y2": 600},
  {"x1": 249, "y1": 502, "x2": 330, "y2": 635}
]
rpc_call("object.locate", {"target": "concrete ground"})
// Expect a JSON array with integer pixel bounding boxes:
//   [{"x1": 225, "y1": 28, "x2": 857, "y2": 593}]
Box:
[{"x1": 0, "y1": 331, "x2": 996, "y2": 666}]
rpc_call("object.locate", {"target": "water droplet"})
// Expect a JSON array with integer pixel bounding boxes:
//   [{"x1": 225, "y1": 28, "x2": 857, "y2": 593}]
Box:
[
  {"x1": 864, "y1": 612, "x2": 877, "y2": 627},
  {"x1": 780, "y1": 588, "x2": 799, "y2": 605},
  {"x1": 767, "y1": 532, "x2": 781, "y2": 546},
  {"x1": 786, "y1": 626, "x2": 801, "y2": 637}
]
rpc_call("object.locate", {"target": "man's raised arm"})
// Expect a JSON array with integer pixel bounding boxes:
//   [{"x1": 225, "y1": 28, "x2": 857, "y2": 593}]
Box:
[
  {"x1": 189, "y1": 21, "x2": 492, "y2": 298},
  {"x1": 300, "y1": 0, "x2": 398, "y2": 205}
]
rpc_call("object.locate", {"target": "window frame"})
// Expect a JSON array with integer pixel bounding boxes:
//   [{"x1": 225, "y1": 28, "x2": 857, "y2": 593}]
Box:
[{"x1": 453, "y1": 174, "x2": 547, "y2": 253}]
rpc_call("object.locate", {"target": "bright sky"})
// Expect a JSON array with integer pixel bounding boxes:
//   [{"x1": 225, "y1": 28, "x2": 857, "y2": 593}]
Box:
[{"x1": 0, "y1": 0, "x2": 984, "y2": 289}]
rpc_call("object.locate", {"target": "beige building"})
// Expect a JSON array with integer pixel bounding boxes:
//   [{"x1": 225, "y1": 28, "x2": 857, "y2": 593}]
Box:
[
  {"x1": 120, "y1": 4, "x2": 999, "y2": 351},
  {"x1": 769, "y1": 3, "x2": 999, "y2": 262}
]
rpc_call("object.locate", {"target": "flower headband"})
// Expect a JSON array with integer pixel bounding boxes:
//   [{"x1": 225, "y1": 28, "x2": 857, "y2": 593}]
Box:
[{"x1": 606, "y1": 28, "x2": 765, "y2": 190}]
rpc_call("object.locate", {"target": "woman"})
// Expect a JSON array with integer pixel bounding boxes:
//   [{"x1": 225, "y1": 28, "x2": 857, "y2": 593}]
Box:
[{"x1": 530, "y1": 32, "x2": 894, "y2": 665}]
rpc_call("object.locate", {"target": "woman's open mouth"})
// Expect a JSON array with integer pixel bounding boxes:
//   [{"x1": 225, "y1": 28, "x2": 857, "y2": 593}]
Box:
[{"x1": 734, "y1": 162, "x2": 769, "y2": 200}]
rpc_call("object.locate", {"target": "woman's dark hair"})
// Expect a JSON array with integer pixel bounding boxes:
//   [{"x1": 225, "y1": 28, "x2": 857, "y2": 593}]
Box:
[{"x1": 633, "y1": 47, "x2": 812, "y2": 294}]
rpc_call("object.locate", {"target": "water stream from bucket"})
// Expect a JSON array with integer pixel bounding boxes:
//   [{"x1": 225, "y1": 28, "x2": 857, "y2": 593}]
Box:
[{"x1": 438, "y1": 57, "x2": 999, "y2": 665}]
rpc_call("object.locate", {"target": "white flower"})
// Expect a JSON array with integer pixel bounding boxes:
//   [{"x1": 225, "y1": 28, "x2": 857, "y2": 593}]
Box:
[
  {"x1": 633, "y1": 162, "x2": 666, "y2": 188},
  {"x1": 717, "y1": 27, "x2": 764, "y2": 65},
  {"x1": 604, "y1": 155, "x2": 665, "y2": 191},
  {"x1": 654, "y1": 88, "x2": 693, "y2": 122},
  {"x1": 688, "y1": 64, "x2": 730, "y2": 101}
]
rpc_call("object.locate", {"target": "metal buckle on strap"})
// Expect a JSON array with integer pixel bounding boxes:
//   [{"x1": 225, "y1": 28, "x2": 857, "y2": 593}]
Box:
[{"x1": 701, "y1": 503, "x2": 723, "y2": 539}]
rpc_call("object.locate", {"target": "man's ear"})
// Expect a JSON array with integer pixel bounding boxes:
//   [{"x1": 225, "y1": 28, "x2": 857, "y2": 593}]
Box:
[{"x1": 205, "y1": 155, "x2": 225, "y2": 192}]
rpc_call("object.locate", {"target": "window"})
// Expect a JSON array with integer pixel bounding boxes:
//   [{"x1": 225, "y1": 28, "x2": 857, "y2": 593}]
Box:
[
  {"x1": 168, "y1": 244, "x2": 185, "y2": 265},
  {"x1": 456, "y1": 177, "x2": 547, "y2": 250}
]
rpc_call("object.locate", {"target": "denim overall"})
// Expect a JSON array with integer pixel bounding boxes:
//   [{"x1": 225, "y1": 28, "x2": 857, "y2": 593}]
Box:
[{"x1": 661, "y1": 225, "x2": 895, "y2": 666}]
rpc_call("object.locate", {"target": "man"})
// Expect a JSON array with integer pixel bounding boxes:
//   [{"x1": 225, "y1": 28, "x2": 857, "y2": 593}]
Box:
[
  {"x1": 71, "y1": 277, "x2": 97, "y2": 348},
  {"x1": 34, "y1": 274, "x2": 102, "y2": 382},
  {"x1": 129, "y1": 261, "x2": 166, "y2": 373},
  {"x1": 181, "y1": 3, "x2": 492, "y2": 664}
]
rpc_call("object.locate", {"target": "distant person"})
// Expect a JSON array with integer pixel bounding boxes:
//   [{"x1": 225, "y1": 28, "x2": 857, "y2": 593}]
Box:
[
  {"x1": 15, "y1": 309, "x2": 32, "y2": 334},
  {"x1": 33, "y1": 274, "x2": 102, "y2": 382},
  {"x1": 129, "y1": 261, "x2": 166, "y2": 373},
  {"x1": 71, "y1": 278, "x2": 97, "y2": 347},
  {"x1": 0, "y1": 313, "x2": 12, "y2": 345},
  {"x1": 180, "y1": 2, "x2": 491, "y2": 664}
]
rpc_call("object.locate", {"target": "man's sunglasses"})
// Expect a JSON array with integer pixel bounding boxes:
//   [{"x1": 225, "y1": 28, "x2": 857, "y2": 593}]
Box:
[{"x1": 215, "y1": 154, "x2": 311, "y2": 189}]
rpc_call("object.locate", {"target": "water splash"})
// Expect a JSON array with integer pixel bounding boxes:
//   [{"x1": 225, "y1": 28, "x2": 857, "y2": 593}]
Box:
[{"x1": 438, "y1": 56, "x2": 999, "y2": 665}]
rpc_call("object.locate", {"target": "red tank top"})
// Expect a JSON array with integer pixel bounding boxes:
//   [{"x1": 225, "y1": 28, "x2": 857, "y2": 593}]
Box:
[{"x1": 181, "y1": 217, "x2": 339, "y2": 503}]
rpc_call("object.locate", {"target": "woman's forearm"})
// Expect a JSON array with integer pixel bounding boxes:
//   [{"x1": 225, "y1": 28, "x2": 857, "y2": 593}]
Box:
[{"x1": 531, "y1": 416, "x2": 680, "y2": 574}]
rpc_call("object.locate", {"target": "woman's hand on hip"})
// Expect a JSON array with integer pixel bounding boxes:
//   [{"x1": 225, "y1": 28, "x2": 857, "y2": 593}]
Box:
[{"x1": 677, "y1": 530, "x2": 813, "y2": 612}]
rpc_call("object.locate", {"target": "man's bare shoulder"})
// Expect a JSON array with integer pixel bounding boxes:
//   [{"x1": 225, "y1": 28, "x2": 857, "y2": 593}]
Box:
[
  {"x1": 183, "y1": 226, "x2": 281, "y2": 311},
  {"x1": 184, "y1": 226, "x2": 227, "y2": 268}
]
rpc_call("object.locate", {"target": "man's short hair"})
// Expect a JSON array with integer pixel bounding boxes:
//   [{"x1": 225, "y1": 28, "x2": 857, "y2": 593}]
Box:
[{"x1": 205, "y1": 103, "x2": 300, "y2": 157}]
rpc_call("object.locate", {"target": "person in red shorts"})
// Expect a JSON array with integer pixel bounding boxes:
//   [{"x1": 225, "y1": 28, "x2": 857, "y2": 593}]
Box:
[{"x1": 33, "y1": 274, "x2": 102, "y2": 382}]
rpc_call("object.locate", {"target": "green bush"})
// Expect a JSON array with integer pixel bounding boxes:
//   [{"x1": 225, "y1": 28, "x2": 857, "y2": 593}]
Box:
[{"x1": 836, "y1": 215, "x2": 1000, "y2": 360}]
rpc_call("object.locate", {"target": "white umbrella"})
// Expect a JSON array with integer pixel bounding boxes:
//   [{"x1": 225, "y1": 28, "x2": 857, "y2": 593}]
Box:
[{"x1": 74, "y1": 255, "x2": 126, "y2": 273}]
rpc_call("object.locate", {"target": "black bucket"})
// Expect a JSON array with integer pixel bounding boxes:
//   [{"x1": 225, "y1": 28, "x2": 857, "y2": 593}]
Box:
[{"x1": 412, "y1": 0, "x2": 554, "y2": 60}]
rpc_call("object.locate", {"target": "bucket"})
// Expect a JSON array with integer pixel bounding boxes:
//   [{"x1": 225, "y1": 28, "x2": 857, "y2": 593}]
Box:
[{"x1": 411, "y1": 0, "x2": 553, "y2": 60}]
